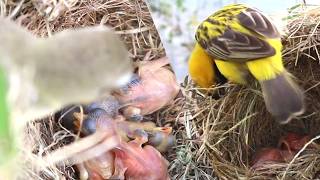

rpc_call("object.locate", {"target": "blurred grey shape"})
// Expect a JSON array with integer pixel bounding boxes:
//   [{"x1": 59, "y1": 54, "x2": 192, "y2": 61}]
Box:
[{"x1": 0, "y1": 17, "x2": 133, "y2": 122}]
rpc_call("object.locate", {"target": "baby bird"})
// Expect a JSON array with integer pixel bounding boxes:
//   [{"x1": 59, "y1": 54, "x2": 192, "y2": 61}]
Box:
[
  {"x1": 251, "y1": 148, "x2": 285, "y2": 169},
  {"x1": 278, "y1": 132, "x2": 312, "y2": 152},
  {"x1": 113, "y1": 57, "x2": 180, "y2": 121},
  {"x1": 112, "y1": 129, "x2": 170, "y2": 180}
]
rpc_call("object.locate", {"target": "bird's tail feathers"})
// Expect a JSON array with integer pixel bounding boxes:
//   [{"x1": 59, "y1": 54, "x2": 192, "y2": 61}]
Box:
[{"x1": 260, "y1": 72, "x2": 305, "y2": 124}]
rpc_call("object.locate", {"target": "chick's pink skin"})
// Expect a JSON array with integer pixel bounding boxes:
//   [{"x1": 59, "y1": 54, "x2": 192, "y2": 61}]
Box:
[
  {"x1": 251, "y1": 148, "x2": 285, "y2": 169},
  {"x1": 279, "y1": 150, "x2": 295, "y2": 162},
  {"x1": 83, "y1": 151, "x2": 115, "y2": 180},
  {"x1": 278, "y1": 132, "x2": 312, "y2": 152},
  {"x1": 251, "y1": 133, "x2": 314, "y2": 170},
  {"x1": 113, "y1": 137, "x2": 170, "y2": 180},
  {"x1": 115, "y1": 57, "x2": 180, "y2": 116}
]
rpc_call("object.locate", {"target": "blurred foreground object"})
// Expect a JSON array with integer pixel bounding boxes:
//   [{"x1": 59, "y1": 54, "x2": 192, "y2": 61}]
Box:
[
  {"x1": 0, "y1": 17, "x2": 132, "y2": 177},
  {"x1": 0, "y1": 17, "x2": 132, "y2": 121},
  {"x1": 188, "y1": 4, "x2": 304, "y2": 124},
  {"x1": 113, "y1": 57, "x2": 180, "y2": 121}
]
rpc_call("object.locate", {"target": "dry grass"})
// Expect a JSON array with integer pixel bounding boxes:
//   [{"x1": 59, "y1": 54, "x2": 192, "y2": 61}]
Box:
[{"x1": 166, "y1": 5, "x2": 320, "y2": 180}]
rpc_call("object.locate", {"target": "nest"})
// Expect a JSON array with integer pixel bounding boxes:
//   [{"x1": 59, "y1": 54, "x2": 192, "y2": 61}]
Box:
[
  {"x1": 168, "y1": 5, "x2": 320, "y2": 180},
  {"x1": 1, "y1": 0, "x2": 167, "y2": 179}
]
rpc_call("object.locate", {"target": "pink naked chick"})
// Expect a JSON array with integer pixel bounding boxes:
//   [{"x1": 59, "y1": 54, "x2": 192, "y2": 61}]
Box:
[
  {"x1": 113, "y1": 57, "x2": 180, "y2": 121},
  {"x1": 251, "y1": 148, "x2": 285, "y2": 169},
  {"x1": 112, "y1": 129, "x2": 170, "y2": 180},
  {"x1": 278, "y1": 132, "x2": 312, "y2": 152}
]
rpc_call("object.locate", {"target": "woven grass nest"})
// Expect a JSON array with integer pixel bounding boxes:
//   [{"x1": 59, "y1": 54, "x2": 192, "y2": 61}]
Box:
[{"x1": 168, "y1": 6, "x2": 320, "y2": 180}]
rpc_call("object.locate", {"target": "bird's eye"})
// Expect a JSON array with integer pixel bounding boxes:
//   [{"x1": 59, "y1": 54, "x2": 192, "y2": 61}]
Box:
[
  {"x1": 82, "y1": 117, "x2": 96, "y2": 135},
  {"x1": 82, "y1": 108, "x2": 107, "y2": 135}
]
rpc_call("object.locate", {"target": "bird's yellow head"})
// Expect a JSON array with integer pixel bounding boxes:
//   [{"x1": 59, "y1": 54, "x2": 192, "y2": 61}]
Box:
[{"x1": 188, "y1": 43, "x2": 215, "y2": 88}]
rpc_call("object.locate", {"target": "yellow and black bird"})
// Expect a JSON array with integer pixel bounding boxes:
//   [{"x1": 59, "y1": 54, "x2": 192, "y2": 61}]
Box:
[{"x1": 188, "y1": 4, "x2": 304, "y2": 124}]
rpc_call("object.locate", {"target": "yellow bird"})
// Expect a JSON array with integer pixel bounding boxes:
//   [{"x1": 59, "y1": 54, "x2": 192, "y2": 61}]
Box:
[{"x1": 188, "y1": 4, "x2": 304, "y2": 124}]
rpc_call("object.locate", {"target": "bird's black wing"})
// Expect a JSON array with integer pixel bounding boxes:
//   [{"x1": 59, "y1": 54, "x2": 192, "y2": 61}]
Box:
[
  {"x1": 237, "y1": 7, "x2": 280, "y2": 39},
  {"x1": 197, "y1": 7, "x2": 280, "y2": 63}
]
